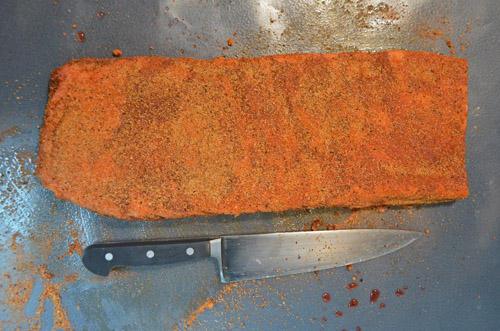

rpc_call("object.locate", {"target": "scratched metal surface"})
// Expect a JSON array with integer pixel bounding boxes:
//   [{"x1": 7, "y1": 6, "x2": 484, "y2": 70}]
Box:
[{"x1": 0, "y1": 0, "x2": 499, "y2": 330}]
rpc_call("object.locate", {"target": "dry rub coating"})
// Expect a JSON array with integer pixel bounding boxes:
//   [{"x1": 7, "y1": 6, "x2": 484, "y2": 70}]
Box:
[{"x1": 36, "y1": 51, "x2": 469, "y2": 220}]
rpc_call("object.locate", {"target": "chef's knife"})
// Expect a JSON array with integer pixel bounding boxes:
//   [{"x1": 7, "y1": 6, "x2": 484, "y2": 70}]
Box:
[{"x1": 82, "y1": 229, "x2": 422, "y2": 282}]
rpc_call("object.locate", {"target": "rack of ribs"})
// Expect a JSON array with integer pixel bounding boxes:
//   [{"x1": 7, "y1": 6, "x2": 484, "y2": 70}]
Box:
[{"x1": 36, "y1": 51, "x2": 468, "y2": 220}]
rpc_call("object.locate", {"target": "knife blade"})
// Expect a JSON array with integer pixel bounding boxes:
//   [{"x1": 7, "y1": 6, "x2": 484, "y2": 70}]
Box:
[{"x1": 82, "y1": 229, "x2": 422, "y2": 282}]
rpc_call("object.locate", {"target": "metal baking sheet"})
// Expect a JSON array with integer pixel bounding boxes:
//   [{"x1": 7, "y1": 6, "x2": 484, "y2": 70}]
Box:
[{"x1": 1, "y1": 0, "x2": 499, "y2": 329}]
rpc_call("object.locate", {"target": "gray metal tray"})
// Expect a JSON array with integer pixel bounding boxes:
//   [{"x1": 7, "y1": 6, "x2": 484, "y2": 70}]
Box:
[{"x1": 1, "y1": 0, "x2": 499, "y2": 330}]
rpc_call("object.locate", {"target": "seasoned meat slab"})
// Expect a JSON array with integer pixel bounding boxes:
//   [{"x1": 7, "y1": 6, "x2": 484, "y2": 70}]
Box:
[{"x1": 36, "y1": 51, "x2": 468, "y2": 220}]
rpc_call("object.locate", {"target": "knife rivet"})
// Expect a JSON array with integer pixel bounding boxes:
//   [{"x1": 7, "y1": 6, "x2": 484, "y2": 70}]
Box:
[
  {"x1": 186, "y1": 247, "x2": 194, "y2": 256},
  {"x1": 146, "y1": 250, "x2": 155, "y2": 258},
  {"x1": 105, "y1": 253, "x2": 113, "y2": 261}
]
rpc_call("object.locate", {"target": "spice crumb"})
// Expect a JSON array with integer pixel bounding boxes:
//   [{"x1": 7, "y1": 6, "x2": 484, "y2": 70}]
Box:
[
  {"x1": 347, "y1": 282, "x2": 358, "y2": 290},
  {"x1": 227, "y1": 38, "x2": 234, "y2": 46},
  {"x1": 376, "y1": 205, "x2": 388, "y2": 213},
  {"x1": 77, "y1": 31, "x2": 85, "y2": 42},
  {"x1": 311, "y1": 219, "x2": 321, "y2": 231},
  {"x1": 113, "y1": 49, "x2": 122, "y2": 57},
  {"x1": 349, "y1": 299, "x2": 359, "y2": 308}
]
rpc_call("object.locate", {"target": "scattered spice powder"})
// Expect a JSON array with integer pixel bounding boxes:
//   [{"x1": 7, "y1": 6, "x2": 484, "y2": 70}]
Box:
[
  {"x1": 311, "y1": 219, "x2": 321, "y2": 231},
  {"x1": 0, "y1": 151, "x2": 85, "y2": 330},
  {"x1": 446, "y1": 40, "x2": 456, "y2": 56},
  {"x1": 58, "y1": 232, "x2": 83, "y2": 260},
  {"x1": 1, "y1": 263, "x2": 74, "y2": 330},
  {"x1": 36, "y1": 279, "x2": 73, "y2": 330},
  {"x1": 10, "y1": 233, "x2": 21, "y2": 250},
  {"x1": 5, "y1": 277, "x2": 35, "y2": 313},
  {"x1": 69, "y1": 237, "x2": 83, "y2": 255},
  {"x1": 64, "y1": 274, "x2": 78, "y2": 282},
  {"x1": 184, "y1": 283, "x2": 238, "y2": 327},
  {"x1": 0, "y1": 126, "x2": 21, "y2": 143},
  {"x1": 39, "y1": 265, "x2": 54, "y2": 279},
  {"x1": 420, "y1": 29, "x2": 444, "y2": 40}
]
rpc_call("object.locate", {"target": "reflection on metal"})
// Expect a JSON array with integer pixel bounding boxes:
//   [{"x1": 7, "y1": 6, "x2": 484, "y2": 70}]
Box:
[{"x1": 220, "y1": 229, "x2": 422, "y2": 282}]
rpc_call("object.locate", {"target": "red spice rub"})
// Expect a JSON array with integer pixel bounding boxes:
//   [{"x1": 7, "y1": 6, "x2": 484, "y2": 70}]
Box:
[{"x1": 36, "y1": 51, "x2": 468, "y2": 220}]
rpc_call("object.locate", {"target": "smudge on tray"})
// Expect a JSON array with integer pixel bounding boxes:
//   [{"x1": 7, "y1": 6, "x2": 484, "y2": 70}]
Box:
[
  {"x1": 183, "y1": 283, "x2": 238, "y2": 328},
  {"x1": 0, "y1": 126, "x2": 21, "y2": 143},
  {"x1": 0, "y1": 232, "x2": 78, "y2": 330}
]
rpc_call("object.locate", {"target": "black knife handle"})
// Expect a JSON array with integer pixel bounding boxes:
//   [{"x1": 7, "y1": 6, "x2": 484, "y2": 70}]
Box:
[{"x1": 82, "y1": 238, "x2": 213, "y2": 276}]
